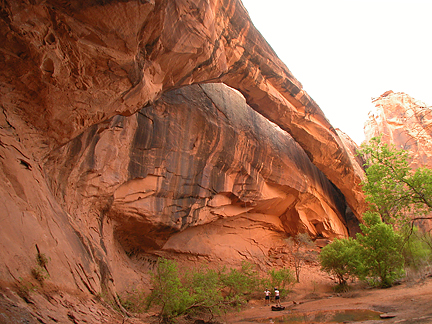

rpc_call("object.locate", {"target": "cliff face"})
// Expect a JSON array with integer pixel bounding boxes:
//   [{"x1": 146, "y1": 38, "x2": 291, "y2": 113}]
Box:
[
  {"x1": 0, "y1": 0, "x2": 365, "y2": 321},
  {"x1": 365, "y1": 91, "x2": 432, "y2": 169},
  {"x1": 45, "y1": 83, "x2": 349, "y2": 259},
  {"x1": 1, "y1": 0, "x2": 365, "y2": 216}
]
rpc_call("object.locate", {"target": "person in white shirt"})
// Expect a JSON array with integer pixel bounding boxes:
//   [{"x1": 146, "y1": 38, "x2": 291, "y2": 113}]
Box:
[
  {"x1": 264, "y1": 288, "x2": 271, "y2": 305},
  {"x1": 274, "y1": 288, "x2": 280, "y2": 306}
]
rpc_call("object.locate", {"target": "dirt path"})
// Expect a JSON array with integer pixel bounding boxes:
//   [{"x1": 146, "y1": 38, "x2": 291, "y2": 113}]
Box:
[{"x1": 228, "y1": 266, "x2": 432, "y2": 324}]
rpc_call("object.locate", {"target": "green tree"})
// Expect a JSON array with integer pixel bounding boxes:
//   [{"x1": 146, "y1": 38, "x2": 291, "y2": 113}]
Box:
[
  {"x1": 359, "y1": 136, "x2": 432, "y2": 226},
  {"x1": 319, "y1": 237, "x2": 361, "y2": 286},
  {"x1": 356, "y1": 212, "x2": 405, "y2": 287},
  {"x1": 146, "y1": 258, "x2": 193, "y2": 321}
]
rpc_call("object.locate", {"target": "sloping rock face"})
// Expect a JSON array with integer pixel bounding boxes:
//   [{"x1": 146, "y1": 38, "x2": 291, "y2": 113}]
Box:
[
  {"x1": 365, "y1": 91, "x2": 432, "y2": 169},
  {"x1": 0, "y1": 0, "x2": 365, "y2": 321}
]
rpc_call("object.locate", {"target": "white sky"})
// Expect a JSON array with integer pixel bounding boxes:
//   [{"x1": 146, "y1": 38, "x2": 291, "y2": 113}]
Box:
[{"x1": 241, "y1": 0, "x2": 432, "y2": 144}]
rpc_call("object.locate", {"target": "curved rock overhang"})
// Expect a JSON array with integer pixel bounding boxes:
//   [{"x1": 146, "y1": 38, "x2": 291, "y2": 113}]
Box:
[{"x1": 0, "y1": 0, "x2": 366, "y2": 220}]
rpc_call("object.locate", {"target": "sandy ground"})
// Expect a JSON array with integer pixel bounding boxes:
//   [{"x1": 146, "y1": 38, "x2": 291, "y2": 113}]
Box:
[{"x1": 227, "y1": 265, "x2": 432, "y2": 324}]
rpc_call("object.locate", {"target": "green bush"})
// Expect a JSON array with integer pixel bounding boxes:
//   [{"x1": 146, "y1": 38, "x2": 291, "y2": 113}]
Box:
[
  {"x1": 319, "y1": 213, "x2": 405, "y2": 289},
  {"x1": 187, "y1": 266, "x2": 224, "y2": 316},
  {"x1": 266, "y1": 268, "x2": 295, "y2": 297},
  {"x1": 219, "y1": 261, "x2": 259, "y2": 305},
  {"x1": 146, "y1": 259, "x2": 265, "y2": 322},
  {"x1": 401, "y1": 226, "x2": 432, "y2": 271},
  {"x1": 146, "y1": 258, "x2": 194, "y2": 321},
  {"x1": 319, "y1": 237, "x2": 361, "y2": 286},
  {"x1": 356, "y1": 212, "x2": 405, "y2": 287}
]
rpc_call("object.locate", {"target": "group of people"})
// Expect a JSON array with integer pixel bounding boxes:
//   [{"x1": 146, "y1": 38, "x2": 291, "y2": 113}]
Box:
[{"x1": 264, "y1": 288, "x2": 281, "y2": 306}]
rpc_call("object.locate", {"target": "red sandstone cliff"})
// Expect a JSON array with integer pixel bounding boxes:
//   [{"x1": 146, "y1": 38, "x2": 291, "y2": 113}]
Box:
[
  {"x1": 45, "y1": 83, "x2": 350, "y2": 259},
  {"x1": 365, "y1": 91, "x2": 432, "y2": 169},
  {"x1": 0, "y1": 0, "x2": 366, "y2": 322}
]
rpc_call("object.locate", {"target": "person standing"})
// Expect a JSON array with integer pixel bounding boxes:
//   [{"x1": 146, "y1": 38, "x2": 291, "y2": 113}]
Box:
[
  {"x1": 274, "y1": 288, "x2": 281, "y2": 306},
  {"x1": 264, "y1": 288, "x2": 271, "y2": 305}
]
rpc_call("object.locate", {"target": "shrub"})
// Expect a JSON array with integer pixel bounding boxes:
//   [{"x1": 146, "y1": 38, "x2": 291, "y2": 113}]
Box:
[
  {"x1": 266, "y1": 268, "x2": 295, "y2": 297},
  {"x1": 31, "y1": 266, "x2": 49, "y2": 283},
  {"x1": 356, "y1": 212, "x2": 405, "y2": 287},
  {"x1": 118, "y1": 289, "x2": 147, "y2": 313},
  {"x1": 319, "y1": 213, "x2": 406, "y2": 289},
  {"x1": 319, "y1": 237, "x2": 361, "y2": 286},
  {"x1": 401, "y1": 226, "x2": 432, "y2": 271},
  {"x1": 286, "y1": 233, "x2": 316, "y2": 282},
  {"x1": 146, "y1": 259, "x2": 262, "y2": 322},
  {"x1": 186, "y1": 266, "x2": 224, "y2": 317},
  {"x1": 146, "y1": 259, "x2": 296, "y2": 322},
  {"x1": 219, "y1": 261, "x2": 259, "y2": 305},
  {"x1": 31, "y1": 251, "x2": 50, "y2": 284},
  {"x1": 36, "y1": 252, "x2": 49, "y2": 268},
  {"x1": 146, "y1": 258, "x2": 194, "y2": 321}
]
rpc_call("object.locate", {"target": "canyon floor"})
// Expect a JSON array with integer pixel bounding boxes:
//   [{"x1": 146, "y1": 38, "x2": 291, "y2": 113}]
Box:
[
  {"x1": 1, "y1": 265, "x2": 432, "y2": 323},
  {"x1": 227, "y1": 265, "x2": 432, "y2": 324}
]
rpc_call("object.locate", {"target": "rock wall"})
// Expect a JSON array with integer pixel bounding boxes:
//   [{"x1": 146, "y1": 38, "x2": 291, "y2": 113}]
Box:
[
  {"x1": 365, "y1": 91, "x2": 432, "y2": 169},
  {"x1": 0, "y1": 0, "x2": 366, "y2": 321},
  {"x1": 44, "y1": 83, "x2": 349, "y2": 263},
  {"x1": 0, "y1": 0, "x2": 365, "y2": 217}
]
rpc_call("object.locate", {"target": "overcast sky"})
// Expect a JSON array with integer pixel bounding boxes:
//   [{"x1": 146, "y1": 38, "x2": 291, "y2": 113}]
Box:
[{"x1": 241, "y1": 0, "x2": 432, "y2": 144}]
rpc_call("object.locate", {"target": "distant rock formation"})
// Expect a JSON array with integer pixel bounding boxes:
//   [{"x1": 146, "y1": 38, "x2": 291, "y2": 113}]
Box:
[{"x1": 365, "y1": 91, "x2": 432, "y2": 169}]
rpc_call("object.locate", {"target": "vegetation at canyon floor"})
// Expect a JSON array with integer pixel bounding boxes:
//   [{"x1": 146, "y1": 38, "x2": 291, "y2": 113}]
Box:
[
  {"x1": 320, "y1": 212, "x2": 406, "y2": 288},
  {"x1": 141, "y1": 259, "x2": 295, "y2": 322}
]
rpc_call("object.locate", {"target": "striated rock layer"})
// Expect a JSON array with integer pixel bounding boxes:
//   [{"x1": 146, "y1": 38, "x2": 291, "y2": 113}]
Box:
[
  {"x1": 45, "y1": 83, "x2": 349, "y2": 261},
  {"x1": 0, "y1": 0, "x2": 365, "y2": 217},
  {"x1": 0, "y1": 0, "x2": 366, "y2": 322},
  {"x1": 365, "y1": 91, "x2": 432, "y2": 169}
]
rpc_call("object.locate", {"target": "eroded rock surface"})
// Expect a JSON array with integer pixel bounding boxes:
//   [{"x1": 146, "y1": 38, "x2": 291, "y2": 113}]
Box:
[
  {"x1": 45, "y1": 83, "x2": 349, "y2": 264},
  {"x1": 365, "y1": 91, "x2": 432, "y2": 169},
  {"x1": 0, "y1": 0, "x2": 365, "y2": 217},
  {"x1": 0, "y1": 0, "x2": 366, "y2": 322}
]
